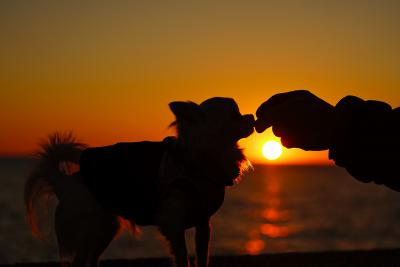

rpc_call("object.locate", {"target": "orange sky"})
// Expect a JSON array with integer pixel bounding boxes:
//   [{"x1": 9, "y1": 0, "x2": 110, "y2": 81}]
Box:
[{"x1": 1, "y1": 1, "x2": 400, "y2": 164}]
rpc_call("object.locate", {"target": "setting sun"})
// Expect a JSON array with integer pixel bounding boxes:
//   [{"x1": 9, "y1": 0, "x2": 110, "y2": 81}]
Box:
[{"x1": 262, "y1": 140, "x2": 283, "y2": 160}]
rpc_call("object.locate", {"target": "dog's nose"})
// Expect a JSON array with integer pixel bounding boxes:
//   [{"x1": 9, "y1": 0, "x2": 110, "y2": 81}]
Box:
[{"x1": 243, "y1": 114, "x2": 255, "y2": 125}]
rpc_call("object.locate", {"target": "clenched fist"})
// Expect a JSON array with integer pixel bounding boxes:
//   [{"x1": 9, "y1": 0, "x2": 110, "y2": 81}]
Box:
[{"x1": 255, "y1": 90, "x2": 334, "y2": 151}]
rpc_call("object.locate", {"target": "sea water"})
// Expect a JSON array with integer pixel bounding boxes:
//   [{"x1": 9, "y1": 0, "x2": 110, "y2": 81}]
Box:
[{"x1": 1, "y1": 158, "x2": 400, "y2": 263}]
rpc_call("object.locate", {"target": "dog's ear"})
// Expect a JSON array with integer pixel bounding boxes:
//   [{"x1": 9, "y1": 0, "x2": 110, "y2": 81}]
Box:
[{"x1": 169, "y1": 101, "x2": 202, "y2": 122}]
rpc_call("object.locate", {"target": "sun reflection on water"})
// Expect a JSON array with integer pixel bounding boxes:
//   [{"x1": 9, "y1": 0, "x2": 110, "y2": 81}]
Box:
[
  {"x1": 262, "y1": 208, "x2": 290, "y2": 222},
  {"x1": 245, "y1": 173, "x2": 300, "y2": 255}
]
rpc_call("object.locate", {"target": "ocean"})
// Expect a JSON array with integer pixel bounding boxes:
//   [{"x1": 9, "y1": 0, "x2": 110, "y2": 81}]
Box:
[{"x1": 1, "y1": 158, "x2": 400, "y2": 264}]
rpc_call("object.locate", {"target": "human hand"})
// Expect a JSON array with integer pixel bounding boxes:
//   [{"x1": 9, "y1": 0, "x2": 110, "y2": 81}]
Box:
[{"x1": 255, "y1": 90, "x2": 334, "y2": 150}]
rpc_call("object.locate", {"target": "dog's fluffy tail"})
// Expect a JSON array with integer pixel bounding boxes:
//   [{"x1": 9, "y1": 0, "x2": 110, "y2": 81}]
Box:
[{"x1": 24, "y1": 132, "x2": 86, "y2": 240}]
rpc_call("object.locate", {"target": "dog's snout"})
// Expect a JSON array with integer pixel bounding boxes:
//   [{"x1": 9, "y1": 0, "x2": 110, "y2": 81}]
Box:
[
  {"x1": 238, "y1": 114, "x2": 255, "y2": 139},
  {"x1": 244, "y1": 114, "x2": 255, "y2": 125}
]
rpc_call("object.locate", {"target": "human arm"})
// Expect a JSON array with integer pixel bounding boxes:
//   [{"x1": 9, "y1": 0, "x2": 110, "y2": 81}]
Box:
[{"x1": 255, "y1": 90, "x2": 400, "y2": 191}]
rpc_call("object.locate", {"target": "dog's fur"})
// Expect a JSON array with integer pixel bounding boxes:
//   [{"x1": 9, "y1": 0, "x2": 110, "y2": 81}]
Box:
[{"x1": 24, "y1": 97, "x2": 254, "y2": 267}]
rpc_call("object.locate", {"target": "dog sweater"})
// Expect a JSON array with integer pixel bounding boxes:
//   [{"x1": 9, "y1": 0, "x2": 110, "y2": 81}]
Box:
[
  {"x1": 79, "y1": 138, "x2": 174, "y2": 225},
  {"x1": 79, "y1": 137, "x2": 225, "y2": 226}
]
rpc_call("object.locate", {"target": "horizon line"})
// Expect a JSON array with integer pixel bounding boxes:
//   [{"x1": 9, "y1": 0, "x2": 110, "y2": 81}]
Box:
[{"x1": 0, "y1": 155, "x2": 335, "y2": 167}]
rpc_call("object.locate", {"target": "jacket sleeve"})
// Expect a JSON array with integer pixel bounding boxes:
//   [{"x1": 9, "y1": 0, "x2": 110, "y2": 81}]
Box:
[{"x1": 329, "y1": 96, "x2": 400, "y2": 191}]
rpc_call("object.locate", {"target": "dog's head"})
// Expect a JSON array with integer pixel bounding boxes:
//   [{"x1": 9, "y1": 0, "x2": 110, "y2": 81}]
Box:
[
  {"x1": 169, "y1": 97, "x2": 254, "y2": 185},
  {"x1": 169, "y1": 97, "x2": 254, "y2": 144}
]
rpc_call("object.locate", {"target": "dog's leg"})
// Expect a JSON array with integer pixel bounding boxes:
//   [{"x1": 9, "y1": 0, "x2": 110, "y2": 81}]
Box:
[
  {"x1": 164, "y1": 229, "x2": 189, "y2": 267},
  {"x1": 66, "y1": 210, "x2": 118, "y2": 267},
  {"x1": 56, "y1": 206, "x2": 119, "y2": 267},
  {"x1": 55, "y1": 176, "x2": 119, "y2": 267},
  {"x1": 88, "y1": 212, "x2": 119, "y2": 267},
  {"x1": 158, "y1": 198, "x2": 190, "y2": 267},
  {"x1": 195, "y1": 220, "x2": 211, "y2": 267}
]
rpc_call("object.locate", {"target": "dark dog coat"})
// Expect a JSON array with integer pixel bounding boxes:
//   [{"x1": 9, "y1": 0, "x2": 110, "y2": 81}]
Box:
[
  {"x1": 79, "y1": 137, "x2": 226, "y2": 227},
  {"x1": 79, "y1": 138, "x2": 176, "y2": 225}
]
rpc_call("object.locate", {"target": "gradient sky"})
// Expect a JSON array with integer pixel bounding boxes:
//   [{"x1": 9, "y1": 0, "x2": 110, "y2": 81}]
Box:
[{"x1": 1, "y1": 0, "x2": 400, "y2": 164}]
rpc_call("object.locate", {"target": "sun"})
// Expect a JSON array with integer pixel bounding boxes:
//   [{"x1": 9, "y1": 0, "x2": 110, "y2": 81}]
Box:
[{"x1": 262, "y1": 140, "x2": 283, "y2": 160}]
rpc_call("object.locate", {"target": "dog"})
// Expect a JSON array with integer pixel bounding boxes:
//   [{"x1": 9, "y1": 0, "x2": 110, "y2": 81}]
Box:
[{"x1": 24, "y1": 97, "x2": 254, "y2": 267}]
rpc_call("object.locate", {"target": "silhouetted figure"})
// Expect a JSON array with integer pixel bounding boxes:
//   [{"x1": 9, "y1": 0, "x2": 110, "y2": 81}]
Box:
[
  {"x1": 80, "y1": 137, "x2": 175, "y2": 225},
  {"x1": 255, "y1": 90, "x2": 400, "y2": 191},
  {"x1": 25, "y1": 97, "x2": 254, "y2": 267}
]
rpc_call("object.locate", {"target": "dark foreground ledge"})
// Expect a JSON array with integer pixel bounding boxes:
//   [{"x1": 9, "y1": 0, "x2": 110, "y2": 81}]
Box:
[{"x1": 3, "y1": 249, "x2": 400, "y2": 267}]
